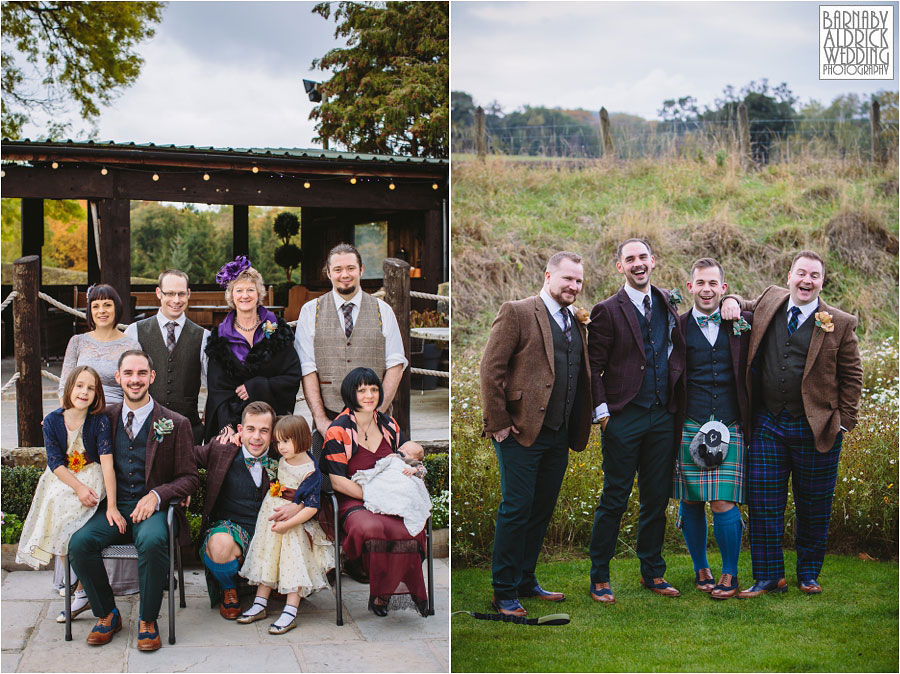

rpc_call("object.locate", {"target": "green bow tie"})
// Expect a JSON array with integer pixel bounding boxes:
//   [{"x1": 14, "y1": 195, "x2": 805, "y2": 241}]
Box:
[
  {"x1": 697, "y1": 313, "x2": 722, "y2": 327},
  {"x1": 244, "y1": 455, "x2": 268, "y2": 469}
]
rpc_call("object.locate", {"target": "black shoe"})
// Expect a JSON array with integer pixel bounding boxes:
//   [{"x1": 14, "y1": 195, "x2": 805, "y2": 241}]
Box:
[{"x1": 368, "y1": 596, "x2": 389, "y2": 617}]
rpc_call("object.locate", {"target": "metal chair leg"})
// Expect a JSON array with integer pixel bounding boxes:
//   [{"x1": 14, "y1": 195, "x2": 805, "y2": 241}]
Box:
[
  {"x1": 65, "y1": 556, "x2": 72, "y2": 641},
  {"x1": 427, "y1": 517, "x2": 435, "y2": 615},
  {"x1": 177, "y1": 544, "x2": 186, "y2": 608},
  {"x1": 333, "y1": 494, "x2": 342, "y2": 626},
  {"x1": 167, "y1": 505, "x2": 176, "y2": 644}
]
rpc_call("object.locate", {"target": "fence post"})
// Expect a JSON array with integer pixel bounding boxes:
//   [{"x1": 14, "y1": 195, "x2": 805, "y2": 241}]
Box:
[
  {"x1": 383, "y1": 257, "x2": 411, "y2": 439},
  {"x1": 599, "y1": 107, "x2": 615, "y2": 158},
  {"x1": 738, "y1": 102, "x2": 751, "y2": 170},
  {"x1": 475, "y1": 106, "x2": 486, "y2": 160},
  {"x1": 870, "y1": 99, "x2": 884, "y2": 165},
  {"x1": 14, "y1": 255, "x2": 43, "y2": 447}
]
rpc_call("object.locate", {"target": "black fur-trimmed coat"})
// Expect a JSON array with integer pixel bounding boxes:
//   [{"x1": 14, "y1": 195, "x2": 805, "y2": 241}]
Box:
[{"x1": 202, "y1": 316, "x2": 301, "y2": 441}]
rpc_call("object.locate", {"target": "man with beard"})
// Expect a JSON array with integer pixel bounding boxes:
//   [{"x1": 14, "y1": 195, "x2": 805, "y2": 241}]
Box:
[
  {"x1": 720, "y1": 251, "x2": 862, "y2": 597},
  {"x1": 125, "y1": 269, "x2": 209, "y2": 442},
  {"x1": 673, "y1": 258, "x2": 752, "y2": 600},
  {"x1": 587, "y1": 238, "x2": 685, "y2": 604},
  {"x1": 480, "y1": 252, "x2": 593, "y2": 616},
  {"x1": 293, "y1": 243, "x2": 408, "y2": 438},
  {"x1": 68, "y1": 350, "x2": 199, "y2": 651}
]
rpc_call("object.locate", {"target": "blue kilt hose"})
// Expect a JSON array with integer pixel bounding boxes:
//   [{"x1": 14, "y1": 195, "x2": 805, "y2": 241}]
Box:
[{"x1": 747, "y1": 409, "x2": 842, "y2": 582}]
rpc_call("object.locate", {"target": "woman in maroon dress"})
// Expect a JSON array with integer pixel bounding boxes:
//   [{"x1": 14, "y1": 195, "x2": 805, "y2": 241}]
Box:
[{"x1": 320, "y1": 367, "x2": 428, "y2": 617}]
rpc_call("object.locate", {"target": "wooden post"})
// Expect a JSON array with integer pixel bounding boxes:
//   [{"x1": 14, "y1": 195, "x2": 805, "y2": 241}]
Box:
[
  {"x1": 86, "y1": 200, "x2": 100, "y2": 285},
  {"x1": 870, "y1": 99, "x2": 884, "y2": 165},
  {"x1": 233, "y1": 205, "x2": 250, "y2": 259},
  {"x1": 21, "y1": 198, "x2": 44, "y2": 283},
  {"x1": 13, "y1": 255, "x2": 43, "y2": 447},
  {"x1": 475, "y1": 106, "x2": 486, "y2": 160},
  {"x1": 738, "y1": 102, "x2": 751, "y2": 170},
  {"x1": 383, "y1": 257, "x2": 411, "y2": 439},
  {"x1": 599, "y1": 107, "x2": 615, "y2": 157},
  {"x1": 98, "y1": 199, "x2": 132, "y2": 324}
]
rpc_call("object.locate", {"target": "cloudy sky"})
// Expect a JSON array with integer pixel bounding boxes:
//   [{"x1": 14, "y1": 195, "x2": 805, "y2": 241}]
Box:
[
  {"x1": 19, "y1": 1, "x2": 345, "y2": 148},
  {"x1": 451, "y1": 1, "x2": 899, "y2": 118}
]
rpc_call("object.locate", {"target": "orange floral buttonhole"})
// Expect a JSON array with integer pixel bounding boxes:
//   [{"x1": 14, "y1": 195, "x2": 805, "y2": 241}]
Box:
[
  {"x1": 67, "y1": 450, "x2": 87, "y2": 473},
  {"x1": 269, "y1": 481, "x2": 284, "y2": 498},
  {"x1": 815, "y1": 311, "x2": 835, "y2": 333}
]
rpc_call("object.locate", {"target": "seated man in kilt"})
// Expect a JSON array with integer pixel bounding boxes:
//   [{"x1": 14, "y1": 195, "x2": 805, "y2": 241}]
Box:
[{"x1": 673, "y1": 258, "x2": 752, "y2": 599}]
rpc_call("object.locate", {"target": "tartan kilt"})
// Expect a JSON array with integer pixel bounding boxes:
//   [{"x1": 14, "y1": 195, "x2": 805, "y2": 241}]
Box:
[{"x1": 672, "y1": 417, "x2": 745, "y2": 503}]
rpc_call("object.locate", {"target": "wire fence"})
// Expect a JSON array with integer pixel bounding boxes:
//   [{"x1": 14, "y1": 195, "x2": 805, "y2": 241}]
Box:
[{"x1": 453, "y1": 117, "x2": 899, "y2": 163}]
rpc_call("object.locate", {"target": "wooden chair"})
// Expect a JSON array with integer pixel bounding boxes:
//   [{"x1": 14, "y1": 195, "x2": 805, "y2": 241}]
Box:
[{"x1": 64, "y1": 501, "x2": 186, "y2": 643}]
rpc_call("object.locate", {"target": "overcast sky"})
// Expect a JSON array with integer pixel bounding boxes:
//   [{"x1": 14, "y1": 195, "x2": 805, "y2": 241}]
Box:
[
  {"x1": 451, "y1": 1, "x2": 899, "y2": 118},
  {"x1": 19, "y1": 1, "x2": 345, "y2": 148}
]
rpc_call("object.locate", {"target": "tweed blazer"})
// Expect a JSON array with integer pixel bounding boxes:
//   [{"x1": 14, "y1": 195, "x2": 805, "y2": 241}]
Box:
[
  {"x1": 192, "y1": 438, "x2": 281, "y2": 532},
  {"x1": 104, "y1": 401, "x2": 200, "y2": 546},
  {"x1": 730, "y1": 285, "x2": 863, "y2": 453},
  {"x1": 480, "y1": 295, "x2": 592, "y2": 451},
  {"x1": 588, "y1": 285, "x2": 686, "y2": 415},
  {"x1": 674, "y1": 310, "x2": 754, "y2": 434}
]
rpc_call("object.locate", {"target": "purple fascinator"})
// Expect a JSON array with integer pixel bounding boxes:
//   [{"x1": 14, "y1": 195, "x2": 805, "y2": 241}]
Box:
[{"x1": 216, "y1": 256, "x2": 251, "y2": 288}]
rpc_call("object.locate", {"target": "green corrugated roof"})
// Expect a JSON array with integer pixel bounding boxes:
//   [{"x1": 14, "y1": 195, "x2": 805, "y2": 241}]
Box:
[{"x1": 2, "y1": 138, "x2": 447, "y2": 164}]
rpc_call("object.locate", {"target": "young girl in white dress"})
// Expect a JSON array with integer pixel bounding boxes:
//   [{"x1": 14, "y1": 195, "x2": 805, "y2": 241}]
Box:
[
  {"x1": 238, "y1": 415, "x2": 334, "y2": 634},
  {"x1": 16, "y1": 366, "x2": 124, "y2": 621}
]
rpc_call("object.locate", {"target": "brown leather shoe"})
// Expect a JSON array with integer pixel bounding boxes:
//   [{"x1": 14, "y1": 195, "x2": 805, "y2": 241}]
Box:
[
  {"x1": 737, "y1": 578, "x2": 787, "y2": 599},
  {"x1": 710, "y1": 573, "x2": 739, "y2": 600},
  {"x1": 798, "y1": 580, "x2": 822, "y2": 594},
  {"x1": 86, "y1": 608, "x2": 122, "y2": 645},
  {"x1": 695, "y1": 568, "x2": 715, "y2": 593},
  {"x1": 640, "y1": 577, "x2": 681, "y2": 597},
  {"x1": 220, "y1": 588, "x2": 241, "y2": 620},
  {"x1": 589, "y1": 582, "x2": 616, "y2": 604},
  {"x1": 136, "y1": 620, "x2": 161, "y2": 651}
]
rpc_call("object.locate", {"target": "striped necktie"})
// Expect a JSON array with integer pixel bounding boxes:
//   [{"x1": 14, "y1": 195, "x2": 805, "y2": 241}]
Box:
[{"x1": 787, "y1": 306, "x2": 801, "y2": 336}]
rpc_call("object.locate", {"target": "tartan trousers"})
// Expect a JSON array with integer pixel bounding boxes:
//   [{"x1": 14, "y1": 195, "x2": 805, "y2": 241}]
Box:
[{"x1": 747, "y1": 409, "x2": 842, "y2": 582}]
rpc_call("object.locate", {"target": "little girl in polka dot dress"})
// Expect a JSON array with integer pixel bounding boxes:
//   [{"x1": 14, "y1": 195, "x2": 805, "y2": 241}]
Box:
[{"x1": 238, "y1": 415, "x2": 334, "y2": 634}]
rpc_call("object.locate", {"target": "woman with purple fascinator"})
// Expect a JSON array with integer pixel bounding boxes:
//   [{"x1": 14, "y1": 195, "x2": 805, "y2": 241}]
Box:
[{"x1": 202, "y1": 257, "x2": 301, "y2": 441}]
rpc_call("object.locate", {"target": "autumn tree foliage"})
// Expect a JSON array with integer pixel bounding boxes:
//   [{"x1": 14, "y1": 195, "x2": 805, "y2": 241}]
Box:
[
  {"x1": 1, "y1": 1, "x2": 163, "y2": 139},
  {"x1": 310, "y1": 1, "x2": 448, "y2": 158}
]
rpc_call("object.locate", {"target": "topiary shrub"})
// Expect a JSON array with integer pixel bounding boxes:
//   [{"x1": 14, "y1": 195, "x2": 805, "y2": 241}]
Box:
[
  {"x1": 423, "y1": 453, "x2": 448, "y2": 494},
  {"x1": 1, "y1": 466, "x2": 43, "y2": 520}
]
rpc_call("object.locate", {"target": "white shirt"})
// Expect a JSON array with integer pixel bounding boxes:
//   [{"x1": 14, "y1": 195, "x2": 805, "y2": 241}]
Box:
[
  {"x1": 786, "y1": 297, "x2": 818, "y2": 330},
  {"x1": 241, "y1": 447, "x2": 264, "y2": 488},
  {"x1": 692, "y1": 306, "x2": 721, "y2": 347},
  {"x1": 293, "y1": 288, "x2": 409, "y2": 377},
  {"x1": 121, "y1": 397, "x2": 161, "y2": 509},
  {"x1": 539, "y1": 288, "x2": 574, "y2": 332},
  {"x1": 124, "y1": 312, "x2": 210, "y2": 387}
]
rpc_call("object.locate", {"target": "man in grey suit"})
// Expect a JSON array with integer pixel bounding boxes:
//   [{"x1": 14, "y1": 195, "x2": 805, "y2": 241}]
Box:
[
  {"x1": 126, "y1": 269, "x2": 208, "y2": 441},
  {"x1": 480, "y1": 251, "x2": 593, "y2": 616}
]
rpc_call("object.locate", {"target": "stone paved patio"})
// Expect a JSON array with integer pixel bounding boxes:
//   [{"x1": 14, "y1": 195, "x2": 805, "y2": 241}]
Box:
[{"x1": 1, "y1": 559, "x2": 449, "y2": 673}]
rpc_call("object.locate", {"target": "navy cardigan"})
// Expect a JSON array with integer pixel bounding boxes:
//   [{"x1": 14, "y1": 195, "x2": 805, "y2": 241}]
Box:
[{"x1": 43, "y1": 408, "x2": 112, "y2": 472}]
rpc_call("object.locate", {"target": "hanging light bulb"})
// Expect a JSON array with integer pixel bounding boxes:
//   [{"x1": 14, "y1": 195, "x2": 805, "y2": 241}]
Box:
[
  {"x1": 152, "y1": 173, "x2": 159, "y2": 181},
  {"x1": 252, "y1": 166, "x2": 259, "y2": 173},
  {"x1": 350, "y1": 177, "x2": 357, "y2": 185},
  {"x1": 432, "y1": 183, "x2": 439, "y2": 190},
  {"x1": 303, "y1": 181, "x2": 311, "y2": 189},
  {"x1": 101, "y1": 167, "x2": 108, "y2": 176},
  {"x1": 51, "y1": 162, "x2": 59, "y2": 169},
  {"x1": 203, "y1": 173, "x2": 210, "y2": 181},
  {"x1": 388, "y1": 182, "x2": 396, "y2": 190}
]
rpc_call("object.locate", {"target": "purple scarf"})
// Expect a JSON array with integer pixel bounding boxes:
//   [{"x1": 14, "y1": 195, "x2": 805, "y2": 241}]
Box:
[{"x1": 219, "y1": 306, "x2": 279, "y2": 363}]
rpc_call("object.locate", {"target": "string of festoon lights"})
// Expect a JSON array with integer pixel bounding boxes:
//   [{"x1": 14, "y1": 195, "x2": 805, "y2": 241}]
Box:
[{"x1": 0, "y1": 160, "x2": 443, "y2": 192}]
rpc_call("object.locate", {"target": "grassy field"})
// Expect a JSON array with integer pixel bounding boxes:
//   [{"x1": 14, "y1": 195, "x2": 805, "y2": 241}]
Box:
[
  {"x1": 451, "y1": 553, "x2": 899, "y2": 672},
  {"x1": 452, "y1": 156, "x2": 898, "y2": 355}
]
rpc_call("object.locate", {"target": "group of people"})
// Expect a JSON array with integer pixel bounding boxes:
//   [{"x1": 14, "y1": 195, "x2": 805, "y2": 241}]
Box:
[
  {"x1": 16, "y1": 243, "x2": 432, "y2": 652},
  {"x1": 481, "y1": 239, "x2": 862, "y2": 616}
]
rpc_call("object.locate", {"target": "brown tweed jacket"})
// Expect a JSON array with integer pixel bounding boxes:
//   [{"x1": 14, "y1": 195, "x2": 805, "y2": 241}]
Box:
[
  {"x1": 105, "y1": 401, "x2": 200, "y2": 546},
  {"x1": 731, "y1": 285, "x2": 863, "y2": 453},
  {"x1": 480, "y1": 295, "x2": 593, "y2": 451},
  {"x1": 588, "y1": 285, "x2": 686, "y2": 415},
  {"x1": 192, "y1": 438, "x2": 280, "y2": 532},
  {"x1": 674, "y1": 310, "x2": 754, "y2": 434}
]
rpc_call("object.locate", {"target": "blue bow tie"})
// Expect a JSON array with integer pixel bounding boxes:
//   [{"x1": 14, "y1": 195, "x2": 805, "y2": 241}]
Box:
[
  {"x1": 244, "y1": 455, "x2": 268, "y2": 469},
  {"x1": 697, "y1": 313, "x2": 722, "y2": 327}
]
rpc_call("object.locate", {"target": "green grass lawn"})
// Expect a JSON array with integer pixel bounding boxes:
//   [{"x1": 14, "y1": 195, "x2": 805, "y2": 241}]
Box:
[{"x1": 451, "y1": 553, "x2": 899, "y2": 672}]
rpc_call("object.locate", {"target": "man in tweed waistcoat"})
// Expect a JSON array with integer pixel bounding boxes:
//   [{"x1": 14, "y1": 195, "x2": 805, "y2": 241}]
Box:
[
  {"x1": 293, "y1": 243, "x2": 408, "y2": 438},
  {"x1": 125, "y1": 269, "x2": 209, "y2": 442},
  {"x1": 721, "y1": 251, "x2": 862, "y2": 597},
  {"x1": 587, "y1": 238, "x2": 685, "y2": 604},
  {"x1": 673, "y1": 258, "x2": 753, "y2": 600}
]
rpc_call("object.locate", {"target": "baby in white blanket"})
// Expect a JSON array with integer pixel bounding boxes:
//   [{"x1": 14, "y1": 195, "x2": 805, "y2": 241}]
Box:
[{"x1": 351, "y1": 442, "x2": 432, "y2": 536}]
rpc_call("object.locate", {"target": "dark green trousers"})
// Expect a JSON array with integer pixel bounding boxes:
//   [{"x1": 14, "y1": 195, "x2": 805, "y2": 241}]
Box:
[
  {"x1": 589, "y1": 403, "x2": 675, "y2": 583},
  {"x1": 491, "y1": 425, "x2": 569, "y2": 600},
  {"x1": 68, "y1": 499, "x2": 171, "y2": 622}
]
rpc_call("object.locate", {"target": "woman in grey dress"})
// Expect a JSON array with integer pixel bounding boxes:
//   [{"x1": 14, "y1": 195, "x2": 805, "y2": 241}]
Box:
[{"x1": 54, "y1": 283, "x2": 141, "y2": 596}]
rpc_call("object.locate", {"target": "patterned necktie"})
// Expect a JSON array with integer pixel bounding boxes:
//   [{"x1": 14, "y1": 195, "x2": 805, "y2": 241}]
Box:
[
  {"x1": 787, "y1": 306, "x2": 801, "y2": 336},
  {"x1": 165, "y1": 321, "x2": 177, "y2": 354},
  {"x1": 125, "y1": 411, "x2": 135, "y2": 440},
  {"x1": 560, "y1": 308, "x2": 571, "y2": 344},
  {"x1": 342, "y1": 302, "x2": 354, "y2": 338},
  {"x1": 244, "y1": 455, "x2": 268, "y2": 470},
  {"x1": 697, "y1": 312, "x2": 722, "y2": 328},
  {"x1": 643, "y1": 295, "x2": 652, "y2": 324}
]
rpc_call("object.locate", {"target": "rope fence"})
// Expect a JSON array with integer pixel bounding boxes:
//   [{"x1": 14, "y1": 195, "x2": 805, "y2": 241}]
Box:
[
  {"x1": 410, "y1": 290, "x2": 448, "y2": 302},
  {"x1": 0, "y1": 372, "x2": 20, "y2": 396},
  {"x1": 0, "y1": 291, "x2": 18, "y2": 312},
  {"x1": 409, "y1": 367, "x2": 449, "y2": 379}
]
